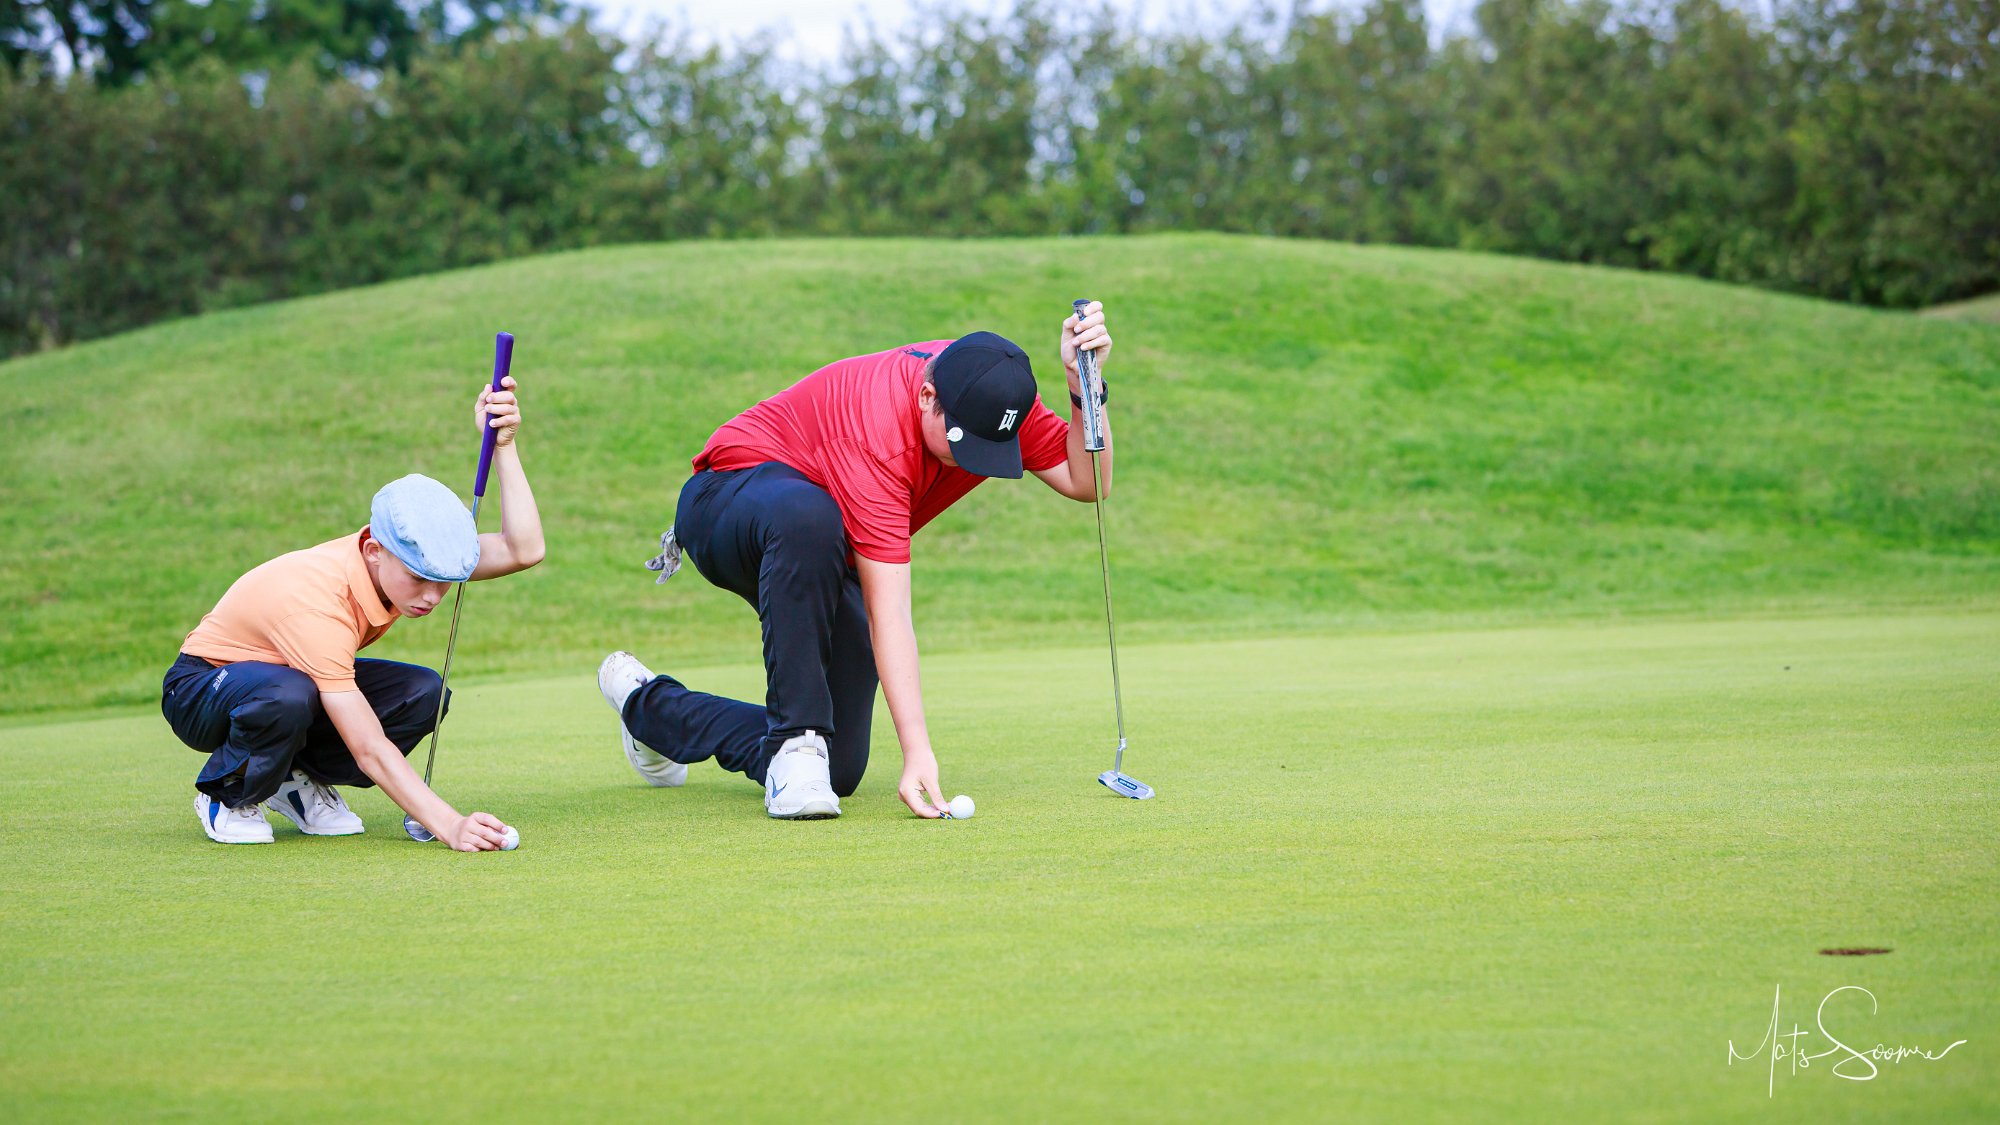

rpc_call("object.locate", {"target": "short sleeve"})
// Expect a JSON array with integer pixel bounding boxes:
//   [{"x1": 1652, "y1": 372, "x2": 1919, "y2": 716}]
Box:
[
  {"x1": 1019, "y1": 399, "x2": 1071, "y2": 472},
  {"x1": 822, "y1": 440, "x2": 915, "y2": 564},
  {"x1": 269, "y1": 611, "x2": 362, "y2": 692}
]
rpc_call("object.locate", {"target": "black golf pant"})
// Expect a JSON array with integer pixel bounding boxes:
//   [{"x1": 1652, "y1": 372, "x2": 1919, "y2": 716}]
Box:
[
  {"x1": 622, "y1": 462, "x2": 878, "y2": 795},
  {"x1": 161, "y1": 653, "x2": 446, "y2": 807}
]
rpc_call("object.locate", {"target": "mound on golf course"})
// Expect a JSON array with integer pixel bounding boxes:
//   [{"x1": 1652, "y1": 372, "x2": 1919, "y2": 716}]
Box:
[
  {"x1": 3, "y1": 233, "x2": 1996, "y2": 717},
  {"x1": 1, "y1": 235, "x2": 1996, "y2": 1120}
]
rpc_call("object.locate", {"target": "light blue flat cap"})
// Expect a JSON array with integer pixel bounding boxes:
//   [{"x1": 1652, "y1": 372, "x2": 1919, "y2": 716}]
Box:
[{"x1": 370, "y1": 474, "x2": 480, "y2": 582}]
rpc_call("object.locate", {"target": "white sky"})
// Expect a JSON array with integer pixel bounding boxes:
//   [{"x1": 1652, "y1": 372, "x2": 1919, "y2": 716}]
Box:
[{"x1": 587, "y1": 0, "x2": 1478, "y2": 61}]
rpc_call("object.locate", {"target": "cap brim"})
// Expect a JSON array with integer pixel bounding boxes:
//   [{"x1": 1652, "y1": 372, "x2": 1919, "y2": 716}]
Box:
[
  {"x1": 380, "y1": 536, "x2": 477, "y2": 583},
  {"x1": 946, "y1": 413, "x2": 1024, "y2": 479}
]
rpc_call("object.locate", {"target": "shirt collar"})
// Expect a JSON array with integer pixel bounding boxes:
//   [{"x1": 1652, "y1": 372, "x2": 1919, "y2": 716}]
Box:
[{"x1": 349, "y1": 528, "x2": 400, "y2": 627}]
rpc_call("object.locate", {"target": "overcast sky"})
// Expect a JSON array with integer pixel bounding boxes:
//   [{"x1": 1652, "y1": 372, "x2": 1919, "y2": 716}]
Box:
[{"x1": 587, "y1": 0, "x2": 1479, "y2": 60}]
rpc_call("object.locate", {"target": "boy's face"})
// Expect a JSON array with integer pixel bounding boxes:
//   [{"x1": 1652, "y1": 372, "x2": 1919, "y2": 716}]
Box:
[
  {"x1": 918, "y1": 380, "x2": 958, "y2": 468},
  {"x1": 363, "y1": 539, "x2": 450, "y2": 618}
]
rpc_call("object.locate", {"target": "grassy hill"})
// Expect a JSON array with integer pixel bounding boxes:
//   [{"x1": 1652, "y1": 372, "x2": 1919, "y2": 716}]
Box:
[
  {"x1": 1924, "y1": 292, "x2": 2000, "y2": 324},
  {"x1": 3, "y1": 234, "x2": 1997, "y2": 716}
]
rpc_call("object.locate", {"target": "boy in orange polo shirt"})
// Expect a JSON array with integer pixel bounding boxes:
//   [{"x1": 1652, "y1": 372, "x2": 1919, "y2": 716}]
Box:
[{"x1": 162, "y1": 379, "x2": 544, "y2": 850}]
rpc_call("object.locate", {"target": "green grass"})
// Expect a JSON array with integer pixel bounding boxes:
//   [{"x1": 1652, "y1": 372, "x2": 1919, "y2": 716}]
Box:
[
  {"x1": 3, "y1": 234, "x2": 1998, "y2": 716},
  {"x1": 3, "y1": 238, "x2": 1996, "y2": 1118},
  {"x1": 2, "y1": 613, "x2": 1994, "y2": 1120}
]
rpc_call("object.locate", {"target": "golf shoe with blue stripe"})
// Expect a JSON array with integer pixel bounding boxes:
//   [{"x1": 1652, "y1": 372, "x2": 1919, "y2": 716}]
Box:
[
  {"x1": 267, "y1": 770, "x2": 365, "y2": 835},
  {"x1": 764, "y1": 730, "x2": 839, "y2": 820},
  {"x1": 194, "y1": 792, "x2": 274, "y2": 844}
]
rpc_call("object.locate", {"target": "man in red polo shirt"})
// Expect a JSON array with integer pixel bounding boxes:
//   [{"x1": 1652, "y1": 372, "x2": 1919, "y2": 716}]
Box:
[{"x1": 597, "y1": 302, "x2": 1115, "y2": 820}]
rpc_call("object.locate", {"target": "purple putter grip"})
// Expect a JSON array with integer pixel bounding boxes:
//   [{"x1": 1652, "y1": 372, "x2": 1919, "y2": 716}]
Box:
[{"x1": 474, "y1": 332, "x2": 514, "y2": 498}]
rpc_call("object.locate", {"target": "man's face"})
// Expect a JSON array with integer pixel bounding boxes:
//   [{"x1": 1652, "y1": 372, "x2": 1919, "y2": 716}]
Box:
[
  {"x1": 918, "y1": 380, "x2": 958, "y2": 468},
  {"x1": 364, "y1": 539, "x2": 450, "y2": 618}
]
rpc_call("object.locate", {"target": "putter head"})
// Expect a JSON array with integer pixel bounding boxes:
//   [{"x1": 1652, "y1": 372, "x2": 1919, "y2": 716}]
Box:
[
  {"x1": 1098, "y1": 770, "x2": 1155, "y2": 800},
  {"x1": 402, "y1": 814, "x2": 436, "y2": 843}
]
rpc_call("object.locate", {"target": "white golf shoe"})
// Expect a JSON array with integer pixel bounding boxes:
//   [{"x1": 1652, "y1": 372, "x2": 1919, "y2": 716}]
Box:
[
  {"x1": 194, "y1": 792, "x2": 274, "y2": 844},
  {"x1": 599, "y1": 651, "x2": 686, "y2": 788},
  {"x1": 764, "y1": 730, "x2": 840, "y2": 820},
  {"x1": 267, "y1": 769, "x2": 365, "y2": 835}
]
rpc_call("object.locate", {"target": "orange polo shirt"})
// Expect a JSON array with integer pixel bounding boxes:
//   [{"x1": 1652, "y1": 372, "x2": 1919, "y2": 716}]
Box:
[{"x1": 181, "y1": 529, "x2": 401, "y2": 693}]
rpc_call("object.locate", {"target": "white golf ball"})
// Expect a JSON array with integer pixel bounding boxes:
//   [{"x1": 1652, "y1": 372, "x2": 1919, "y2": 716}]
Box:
[
  {"x1": 947, "y1": 794, "x2": 975, "y2": 820},
  {"x1": 500, "y1": 825, "x2": 520, "y2": 851}
]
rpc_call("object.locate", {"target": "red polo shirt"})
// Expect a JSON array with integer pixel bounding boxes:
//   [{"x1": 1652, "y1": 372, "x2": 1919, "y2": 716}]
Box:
[{"x1": 692, "y1": 340, "x2": 1070, "y2": 564}]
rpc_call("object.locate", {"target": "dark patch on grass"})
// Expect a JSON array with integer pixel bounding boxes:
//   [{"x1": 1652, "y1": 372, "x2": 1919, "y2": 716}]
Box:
[{"x1": 1819, "y1": 947, "x2": 1893, "y2": 956}]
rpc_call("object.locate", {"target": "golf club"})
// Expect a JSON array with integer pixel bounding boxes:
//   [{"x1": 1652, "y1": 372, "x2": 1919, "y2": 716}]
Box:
[
  {"x1": 403, "y1": 331, "x2": 513, "y2": 842},
  {"x1": 1074, "y1": 298, "x2": 1153, "y2": 801}
]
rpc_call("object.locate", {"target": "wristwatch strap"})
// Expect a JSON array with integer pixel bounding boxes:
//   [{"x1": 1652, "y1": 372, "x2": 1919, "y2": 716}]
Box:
[{"x1": 1069, "y1": 384, "x2": 1108, "y2": 408}]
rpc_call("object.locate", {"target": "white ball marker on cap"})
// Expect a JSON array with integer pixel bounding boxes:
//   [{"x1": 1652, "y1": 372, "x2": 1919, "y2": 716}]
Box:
[{"x1": 947, "y1": 426, "x2": 963, "y2": 441}]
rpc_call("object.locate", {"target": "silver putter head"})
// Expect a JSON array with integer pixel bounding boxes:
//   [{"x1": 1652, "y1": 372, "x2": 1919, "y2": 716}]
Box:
[
  {"x1": 1098, "y1": 769, "x2": 1155, "y2": 800},
  {"x1": 402, "y1": 814, "x2": 436, "y2": 843}
]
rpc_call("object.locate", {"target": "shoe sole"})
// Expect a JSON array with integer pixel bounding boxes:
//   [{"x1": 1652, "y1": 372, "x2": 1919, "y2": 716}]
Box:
[
  {"x1": 623, "y1": 727, "x2": 687, "y2": 788},
  {"x1": 194, "y1": 796, "x2": 273, "y2": 844},
  {"x1": 265, "y1": 803, "x2": 365, "y2": 836},
  {"x1": 767, "y1": 802, "x2": 841, "y2": 820}
]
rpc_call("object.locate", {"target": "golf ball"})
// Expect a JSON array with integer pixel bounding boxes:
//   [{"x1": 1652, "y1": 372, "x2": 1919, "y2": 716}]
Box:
[
  {"x1": 947, "y1": 794, "x2": 974, "y2": 820},
  {"x1": 500, "y1": 825, "x2": 520, "y2": 851}
]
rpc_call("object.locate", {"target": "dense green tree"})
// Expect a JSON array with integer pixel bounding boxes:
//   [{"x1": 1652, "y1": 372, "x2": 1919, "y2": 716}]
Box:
[
  {"x1": 1090, "y1": 27, "x2": 1271, "y2": 232},
  {"x1": 1636, "y1": 0, "x2": 1794, "y2": 284},
  {"x1": 4, "y1": 0, "x2": 1997, "y2": 357},
  {"x1": 9, "y1": 0, "x2": 154, "y2": 81},
  {"x1": 1261, "y1": 0, "x2": 1445, "y2": 243},
  {"x1": 142, "y1": 0, "x2": 424, "y2": 75},
  {"x1": 1442, "y1": 0, "x2": 1667, "y2": 264},
  {"x1": 818, "y1": 6, "x2": 1057, "y2": 235},
  {"x1": 614, "y1": 30, "x2": 810, "y2": 238},
  {"x1": 3, "y1": 0, "x2": 557, "y2": 81},
  {"x1": 1778, "y1": 0, "x2": 2000, "y2": 305}
]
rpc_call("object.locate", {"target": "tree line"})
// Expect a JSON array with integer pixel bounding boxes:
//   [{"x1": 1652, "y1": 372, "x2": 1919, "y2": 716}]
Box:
[{"x1": 3, "y1": 0, "x2": 1995, "y2": 357}]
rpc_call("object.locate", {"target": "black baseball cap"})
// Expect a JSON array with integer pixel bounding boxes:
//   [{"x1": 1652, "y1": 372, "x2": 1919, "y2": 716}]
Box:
[{"x1": 933, "y1": 331, "x2": 1038, "y2": 479}]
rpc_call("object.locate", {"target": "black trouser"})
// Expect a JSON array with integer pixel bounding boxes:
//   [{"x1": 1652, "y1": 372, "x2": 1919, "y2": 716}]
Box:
[
  {"x1": 161, "y1": 653, "x2": 446, "y2": 807},
  {"x1": 623, "y1": 463, "x2": 879, "y2": 795}
]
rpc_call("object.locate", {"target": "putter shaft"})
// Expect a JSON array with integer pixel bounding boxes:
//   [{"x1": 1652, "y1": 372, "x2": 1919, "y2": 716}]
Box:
[
  {"x1": 1073, "y1": 298, "x2": 1133, "y2": 783},
  {"x1": 1088, "y1": 447, "x2": 1127, "y2": 773},
  {"x1": 417, "y1": 492, "x2": 481, "y2": 787}
]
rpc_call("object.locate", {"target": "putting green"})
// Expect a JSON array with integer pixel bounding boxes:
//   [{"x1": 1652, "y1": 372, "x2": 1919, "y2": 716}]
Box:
[{"x1": 2, "y1": 611, "x2": 1994, "y2": 1119}]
